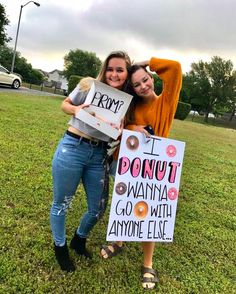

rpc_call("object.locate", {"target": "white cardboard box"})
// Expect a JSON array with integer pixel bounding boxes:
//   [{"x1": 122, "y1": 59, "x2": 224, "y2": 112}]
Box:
[{"x1": 75, "y1": 80, "x2": 133, "y2": 139}]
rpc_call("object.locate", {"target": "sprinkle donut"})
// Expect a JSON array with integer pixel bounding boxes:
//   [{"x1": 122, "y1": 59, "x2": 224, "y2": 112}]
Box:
[
  {"x1": 167, "y1": 187, "x2": 178, "y2": 200},
  {"x1": 166, "y1": 145, "x2": 177, "y2": 157},
  {"x1": 126, "y1": 135, "x2": 139, "y2": 151},
  {"x1": 115, "y1": 182, "x2": 127, "y2": 195}
]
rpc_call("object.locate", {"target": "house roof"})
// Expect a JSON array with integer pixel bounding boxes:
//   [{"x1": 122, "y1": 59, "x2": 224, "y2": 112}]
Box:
[{"x1": 49, "y1": 69, "x2": 63, "y2": 75}]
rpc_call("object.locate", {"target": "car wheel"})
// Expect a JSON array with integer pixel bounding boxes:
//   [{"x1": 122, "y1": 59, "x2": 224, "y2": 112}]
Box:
[{"x1": 12, "y1": 79, "x2": 21, "y2": 89}]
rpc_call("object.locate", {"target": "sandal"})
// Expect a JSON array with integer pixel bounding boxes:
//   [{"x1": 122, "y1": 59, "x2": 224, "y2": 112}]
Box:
[
  {"x1": 100, "y1": 243, "x2": 124, "y2": 259},
  {"x1": 141, "y1": 266, "x2": 159, "y2": 290}
]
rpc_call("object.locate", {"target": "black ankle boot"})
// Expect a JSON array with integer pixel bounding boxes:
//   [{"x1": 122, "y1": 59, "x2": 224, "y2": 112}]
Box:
[
  {"x1": 54, "y1": 242, "x2": 75, "y2": 272},
  {"x1": 70, "y1": 231, "x2": 92, "y2": 259}
]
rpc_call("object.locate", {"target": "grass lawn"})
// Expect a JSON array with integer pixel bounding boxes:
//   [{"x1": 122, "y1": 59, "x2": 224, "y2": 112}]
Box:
[{"x1": 0, "y1": 92, "x2": 235, "y2": 294}]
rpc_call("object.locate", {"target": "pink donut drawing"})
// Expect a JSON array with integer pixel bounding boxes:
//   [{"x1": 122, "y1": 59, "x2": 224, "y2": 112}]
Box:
[
  {"x1": 167, "y1": 187, "x2": 178, "y2": 200},
  {"x1": 166, "y1": 145, "x2": 177, "y2": 157}
]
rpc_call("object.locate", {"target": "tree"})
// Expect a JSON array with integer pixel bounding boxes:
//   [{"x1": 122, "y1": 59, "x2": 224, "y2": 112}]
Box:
[
  {"x1": 184, "y1": 56, "x2": 234, "y2": 122},
  {"x1": 0, "y1": 45, "x2": 44, "y2": 84},
  {"x1": 28, "y1": 68, "x2": 44, "y2": 85},
  {"x1": 16, "y1": 55, "x2": 44, "y2": 85},
  {"x1": 153, "y1": 75, "x2": 162, "y2": 94},
  {"x1": 0, "y1": 4, "x2": 10, "y2": 45},
  {"x1": 63, "y1": 49, "x2": 102, "y2": 80},
  {"x1": 225, "y1": 70, "x2": 236, "y2": 121},
  {"x1": 0, "y1": 44, "x2": 13, "y2": 67},
  {"x1": 154, "y1": 71, "x2": 189, "y2": 105}
]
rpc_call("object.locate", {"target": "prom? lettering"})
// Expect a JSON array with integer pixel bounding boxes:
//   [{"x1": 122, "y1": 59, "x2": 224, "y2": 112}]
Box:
[{"x1": 91, "y1": 91, "x2": 124, "y2": 114}]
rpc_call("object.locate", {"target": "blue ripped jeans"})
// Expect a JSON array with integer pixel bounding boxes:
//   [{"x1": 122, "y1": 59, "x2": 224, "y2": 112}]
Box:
[
  {"x1": 109, "y1": 160, "x2": 118, "y2": 179},
  {"x1": 50, "y1": 133, "x2": 107, "y2": 246}
]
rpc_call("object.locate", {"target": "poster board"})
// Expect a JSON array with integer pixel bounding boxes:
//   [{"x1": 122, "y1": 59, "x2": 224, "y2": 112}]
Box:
[
  {"x1": 106, "y1": 130, "x2": 186, "y2": 242},
  {"x1": 75, "y1": 80, "x2": 133, "y2": 139}
]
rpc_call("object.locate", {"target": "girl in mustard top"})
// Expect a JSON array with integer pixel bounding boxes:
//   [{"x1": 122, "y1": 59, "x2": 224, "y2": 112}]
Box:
[{"x1": 101, "y1": 57, "x2": 182, "y2": 290}]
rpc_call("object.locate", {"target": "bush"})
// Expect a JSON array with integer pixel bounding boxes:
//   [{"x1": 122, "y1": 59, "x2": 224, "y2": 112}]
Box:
[
  {"x1": 68, "y1": 75, "x2": 84, "y2": 94},
  {"x1": 175, "y1": 101, "x2": 191, "y2": 120}
]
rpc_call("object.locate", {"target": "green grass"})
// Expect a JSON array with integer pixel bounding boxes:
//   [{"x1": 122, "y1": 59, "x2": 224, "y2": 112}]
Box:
[{"x1": 0, "y1": 93, "x2": 235, "y2": 294}]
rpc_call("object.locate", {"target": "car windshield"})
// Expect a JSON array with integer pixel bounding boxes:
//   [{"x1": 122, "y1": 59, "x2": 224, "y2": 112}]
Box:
[{"x1": 0, "y1": 66, "x2": 8, "y2": 73}]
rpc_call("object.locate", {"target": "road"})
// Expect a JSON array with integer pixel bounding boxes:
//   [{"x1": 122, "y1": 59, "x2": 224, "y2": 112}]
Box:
[{"x1": 0, "y1": 85, "x2": 64, "y2": 97}]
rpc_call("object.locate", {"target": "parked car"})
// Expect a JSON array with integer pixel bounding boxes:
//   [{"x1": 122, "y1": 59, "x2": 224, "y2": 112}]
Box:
[
  {"x1": 208, "y1": 113, "x2": 215, "y2": 118},
  {"x1": 189, "y1": 110, "x2": 199, "y2": 115},
  {"x1": 0, "y1": 65, "x2": 22, "y2": 89}
]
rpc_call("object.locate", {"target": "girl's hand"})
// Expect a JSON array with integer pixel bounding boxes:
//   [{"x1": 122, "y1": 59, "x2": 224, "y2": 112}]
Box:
[
  {"x1": 109, "y1": 119, "x2": 123, "y2": 132},
  {"x1": 118, "y1": 118, "x2": 124, "y2": 132},
  {"x1": 133, "y1": 60, "x2": 149, "y2": 68},
  {"x1": 75, "y1": 104, "x2": 89, "y2": 115},
  {"x1": 109, "y1": 123, "x2": 119, "y2": 130},
  {"x1": 134, "y1": 125, "x2": 151, "y2": 137},
  {"x1": 74, "y1": 104, "x2": 90, "y2": 115},
  {"x1": 61, "y1": 96, "x2": 90, "y2": 116}
]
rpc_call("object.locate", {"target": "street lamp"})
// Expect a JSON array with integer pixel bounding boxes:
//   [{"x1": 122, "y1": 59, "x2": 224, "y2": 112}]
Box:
[{"x1": 11, "y1": 1, "x2": 40, "y2": 73}]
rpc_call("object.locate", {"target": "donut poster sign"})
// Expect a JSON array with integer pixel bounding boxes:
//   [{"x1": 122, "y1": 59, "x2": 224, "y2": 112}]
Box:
[{"x1": 106, "y1": 129, "x2": 186, "y2": 242}]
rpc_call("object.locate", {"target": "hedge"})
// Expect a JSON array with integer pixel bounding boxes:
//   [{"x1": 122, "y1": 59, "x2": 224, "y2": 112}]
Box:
[{"x1": 68, "y1": 75, "x2": 84, "y2": 94}]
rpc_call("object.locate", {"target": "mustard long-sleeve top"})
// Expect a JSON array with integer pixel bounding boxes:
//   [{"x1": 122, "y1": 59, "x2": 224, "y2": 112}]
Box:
[{"x1": 126, "y1": 57, "x2": 182, "y2": 138}]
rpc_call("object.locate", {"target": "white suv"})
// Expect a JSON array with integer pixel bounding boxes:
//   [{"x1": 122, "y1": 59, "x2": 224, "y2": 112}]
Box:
[{"x1": 0, "y1": 65, "x2": 22, "y2": 89}]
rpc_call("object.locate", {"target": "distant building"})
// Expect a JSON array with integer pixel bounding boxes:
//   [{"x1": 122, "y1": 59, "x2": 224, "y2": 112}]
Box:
[
  {"x1": 48, "y1": 69, "x2": 63, "y2": 83},
  {"x1": 37, "y1": 68, "x2": 68, "y2": 94},
  {"x1": 48, "y1": 69, "x2": 68, "y2": 93}
]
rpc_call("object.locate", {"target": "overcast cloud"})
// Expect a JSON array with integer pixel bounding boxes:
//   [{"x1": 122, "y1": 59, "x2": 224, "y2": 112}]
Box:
[{"x1": 1, "y1": 0, "x2": 236, "y2": 72}]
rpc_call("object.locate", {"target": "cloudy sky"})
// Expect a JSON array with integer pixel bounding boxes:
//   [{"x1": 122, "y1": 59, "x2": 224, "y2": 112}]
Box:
[{"x1": 1, "y1": 0, "x2": 236, "y2": 73}]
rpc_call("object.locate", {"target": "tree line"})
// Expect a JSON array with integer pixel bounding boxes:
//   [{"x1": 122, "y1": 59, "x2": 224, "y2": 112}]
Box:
[{"x1": 0, "y1": 3, "x2": 235, "y2": 121}]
